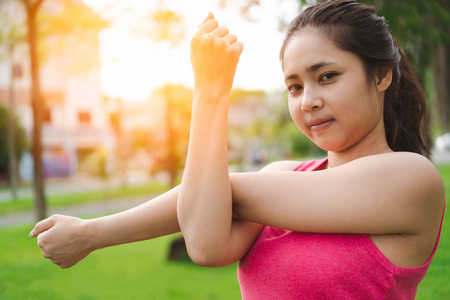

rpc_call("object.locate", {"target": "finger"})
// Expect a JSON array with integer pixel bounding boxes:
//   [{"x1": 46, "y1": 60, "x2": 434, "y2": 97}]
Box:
[
  {"x1": 223, "y1": 34, "x2": 238, "y2": 45},
  {"x1": 198, "y1": 19, "x2": 219, "y2": 34},
  {"x1": 201, "y1": 12, "x2": 215, "y2": 25},
  {"x1": 232, "y1": 41, "x2": 244, "y2": 56},
  {"x1": 198, "y1": 12, "x2": 217, "y2": 33},
  {"x1": 29, "y1": 217, "x2": 55, "y2": 237},
  {"x1": 212, "y1": 26, "x2": 229, "y2": 38}
]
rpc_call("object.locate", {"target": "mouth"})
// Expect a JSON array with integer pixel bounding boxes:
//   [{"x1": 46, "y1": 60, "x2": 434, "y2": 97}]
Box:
[{"x1": 307, "y1": 118, "x2": 334, "y2": 131}]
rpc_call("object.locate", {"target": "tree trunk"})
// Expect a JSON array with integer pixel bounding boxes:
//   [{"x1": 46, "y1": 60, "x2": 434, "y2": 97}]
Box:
[
  {"x1": 165, "y1": 88, "x2": 177, "y2": 189},
  {"x1": 26, "y1": 0, "x2": 47, "y2": 221},
  {"x1": 432, "y1": 42, "x2": 450, "y2": 134},
  {"x1": 8, "y1": 43, "x2": 18, "y2": 201}
]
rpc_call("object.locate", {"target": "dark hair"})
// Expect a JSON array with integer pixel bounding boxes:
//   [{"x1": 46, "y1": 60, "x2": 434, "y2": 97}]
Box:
[{"x1": 280, "y1": 0, "x2": 430, "y2": 158}]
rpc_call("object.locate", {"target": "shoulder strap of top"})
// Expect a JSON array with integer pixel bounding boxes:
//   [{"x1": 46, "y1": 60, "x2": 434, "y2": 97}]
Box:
[{"x1": 293, "y1": 157, "x2": 328, "y2": 172}]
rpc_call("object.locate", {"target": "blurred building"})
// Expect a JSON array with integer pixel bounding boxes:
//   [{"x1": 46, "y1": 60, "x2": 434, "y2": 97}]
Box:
[{"x1": 0, "y1": 0, "x2": 115, "y2": 181}]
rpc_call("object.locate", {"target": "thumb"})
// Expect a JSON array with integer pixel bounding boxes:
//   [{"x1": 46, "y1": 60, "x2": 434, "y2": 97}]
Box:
[
  {"x1": 29, "y1": 217, "x2": 56, "y2": 237},
  {"x1": 198, "y1": 11, "x2": 215, "y2": 28}
]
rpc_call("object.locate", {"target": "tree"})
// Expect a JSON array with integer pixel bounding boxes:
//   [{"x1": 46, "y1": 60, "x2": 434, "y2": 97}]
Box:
[
  {"x1": 22, "y1": 0, "x2": 46, "y2": 221},
  {"x1": 0, "y1": 104, "x2": 28, "y2": 181},
  {"x1": 150, "y1": 84, "x2": 193, "y2": 188},
  {"x1": 135, "y1": 8, "x2": 187, "y2": 188},
  {"x1": 18, "y1": 0, "x2": 107, "y2": 221},
  {"x1": 359, "y1": 0, "x2": 450, "y2": 134},
  {"x1": 0, "y1": 0, "x2": 27, "y2": 200}
]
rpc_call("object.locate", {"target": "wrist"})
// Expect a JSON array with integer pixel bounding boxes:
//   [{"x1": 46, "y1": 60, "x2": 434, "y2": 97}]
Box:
[
  {"x1": 194, "y1": 88, "x2": 230, "y2": 105},
  {"x1": 81, "y1": 219, "x2": 101, "y2": 251}
]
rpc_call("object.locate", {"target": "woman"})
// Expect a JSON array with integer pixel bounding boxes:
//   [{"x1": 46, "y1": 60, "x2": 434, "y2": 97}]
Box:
[{"x1": 31, "y1": 1, "x2": 445, "y2": 298}]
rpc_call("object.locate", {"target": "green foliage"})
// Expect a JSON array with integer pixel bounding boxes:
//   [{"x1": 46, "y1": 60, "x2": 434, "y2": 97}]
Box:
[
  {"x1": 0, "y1": 104, "x2": 28, "y2": 178},
  {"x1": 360, "y1": 0, "x2": 450, "y2": 69},
  {"x1": 80, "y1": 148, "x2": 110, "y2": 179},
  {"x1": 229, "y1": 88, "x2": 266, "y2": 104},
  {"x1": 149, "y1": 84, "x2": 193, "y2": 186},
  {"x1": 37, "y1": 0, "x2": 109, "y2": 74},
  {"x1": 150, "y1": 10, "x2": 184, "y2": 43},
  {"x1": 286, "y1": 122, "x2": 326, "y2": 158},
  {"x1": 0, "y1": 0, "x2": 27, "y2": 47},
  {"x1": 38, "y1": 0, "x2": 109, "y2": 36},
  {"x1": 228, "y1": 90, "x2": 325, "y2": 164}
]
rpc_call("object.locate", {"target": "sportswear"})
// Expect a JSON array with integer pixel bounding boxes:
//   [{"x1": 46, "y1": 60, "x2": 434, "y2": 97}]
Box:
[{"x1": 237, "y1": 158, "x2": 444, "y2": 299}]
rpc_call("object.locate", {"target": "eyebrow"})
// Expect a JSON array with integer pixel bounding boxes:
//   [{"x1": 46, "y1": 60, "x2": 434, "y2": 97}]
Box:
[{"x1": 284, "y1": 61, "x2": 337, "y2": 81}]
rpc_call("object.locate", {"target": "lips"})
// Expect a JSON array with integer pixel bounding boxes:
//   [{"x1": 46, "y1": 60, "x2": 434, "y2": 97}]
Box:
[{"x1": 307, "y1": 118, "x2": 334, "y2": 131}]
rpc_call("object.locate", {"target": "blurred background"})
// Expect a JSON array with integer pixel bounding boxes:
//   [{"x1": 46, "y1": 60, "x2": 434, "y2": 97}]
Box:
[{"x1": 0, "y1": 0, "x2": 449, "y2": 299}]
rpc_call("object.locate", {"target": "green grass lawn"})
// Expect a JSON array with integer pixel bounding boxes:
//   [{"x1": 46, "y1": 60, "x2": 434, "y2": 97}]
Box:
[
  {"x1": 0, "y1": 226, "x2": 241, "y2": 300},
  {"x1": 415, "y1": 164, "x2": 450, "y2": 299},
  {"x1": 1, "y1": 165, "x2": 450, "y2": 299}
]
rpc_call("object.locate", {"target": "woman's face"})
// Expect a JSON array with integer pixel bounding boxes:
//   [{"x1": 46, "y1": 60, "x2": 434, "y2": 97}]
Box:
[{"x1": 283, "y1": 28, "x2": 387, "y2": 154}]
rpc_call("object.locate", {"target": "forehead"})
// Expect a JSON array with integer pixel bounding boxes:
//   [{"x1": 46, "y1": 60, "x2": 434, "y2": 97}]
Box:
[{"x1": 282, "y1": 28, "x2": 362, "y2": 76}]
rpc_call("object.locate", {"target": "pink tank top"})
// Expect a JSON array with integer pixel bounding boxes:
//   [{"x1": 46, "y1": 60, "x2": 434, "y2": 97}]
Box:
[{"x1": 237, "y1": 158, "x2": 444, "y2": 299}]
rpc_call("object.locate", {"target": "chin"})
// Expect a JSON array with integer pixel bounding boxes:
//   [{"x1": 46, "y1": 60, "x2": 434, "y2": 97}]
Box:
[{"x1": 314, "y1": 140, "x2": 347, "y2": 153}]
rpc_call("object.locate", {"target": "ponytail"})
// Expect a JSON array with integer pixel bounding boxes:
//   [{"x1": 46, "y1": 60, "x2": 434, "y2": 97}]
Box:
[{"x1": 384, "y1": 44, "x2": 430, "y2": 157}]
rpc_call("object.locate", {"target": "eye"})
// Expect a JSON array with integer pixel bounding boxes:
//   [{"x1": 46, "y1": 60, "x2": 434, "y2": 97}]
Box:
[
  {"x1": 287, "y1": 83, "x2": 303, "y2": 94},
  {"x1": 320, "y1": 72, "x2": 338, "y2": 82}
]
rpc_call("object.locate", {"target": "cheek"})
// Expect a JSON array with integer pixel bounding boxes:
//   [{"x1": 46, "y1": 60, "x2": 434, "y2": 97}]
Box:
[{"x1": 288, "y1": 99, "x2": 310, "y2": 136}]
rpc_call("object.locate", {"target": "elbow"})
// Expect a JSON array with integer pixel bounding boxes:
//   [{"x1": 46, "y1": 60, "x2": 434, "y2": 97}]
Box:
[
  {"x1": 184, "y1": 240, "x2": 233, "y2": 268},
  {"x1": 188, "y1": 251, "x2": 220, "y2": 268}
]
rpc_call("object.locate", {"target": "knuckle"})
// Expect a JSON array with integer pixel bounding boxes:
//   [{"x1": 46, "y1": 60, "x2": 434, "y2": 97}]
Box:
[
  {"x1": 208, "y1": 19, "x2": 218, "y2": 28},
  {"x1": 50, "y1": 214, "x2": 61, "y2": 220},
  {"x1": 37, "y1": 237, "x2": 45, "y2": 248},
  {"x1": 219, "y1": 26, "x2": 229, "y2": 34}
]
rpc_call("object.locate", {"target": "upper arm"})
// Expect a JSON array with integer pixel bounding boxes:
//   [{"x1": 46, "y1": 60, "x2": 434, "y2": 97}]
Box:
[{"x1": 231, "y1": 152, "x2": 445, "y2": 235}]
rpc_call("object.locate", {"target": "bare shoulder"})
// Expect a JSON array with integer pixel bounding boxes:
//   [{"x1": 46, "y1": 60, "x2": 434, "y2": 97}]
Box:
[
  {"x1": 259, "y1": 160, "x2": 304, "y2": 172},
  {"x1": 353, "y1": 152, "x2": 443, "y2": 184},
  {"x1": 352, "y1": 152, "x2": 445, "y2": 212}
]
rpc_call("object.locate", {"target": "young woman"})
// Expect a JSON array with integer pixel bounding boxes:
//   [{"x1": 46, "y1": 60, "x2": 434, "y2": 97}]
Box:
[{"x1": 31, "y1": 1, "x2": 445, "y2": 298}]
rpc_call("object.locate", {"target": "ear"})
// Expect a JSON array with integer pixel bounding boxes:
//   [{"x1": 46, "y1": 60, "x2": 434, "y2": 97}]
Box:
[{"x1": 375, "y1": 66, "x2": 393, "y2": 93}]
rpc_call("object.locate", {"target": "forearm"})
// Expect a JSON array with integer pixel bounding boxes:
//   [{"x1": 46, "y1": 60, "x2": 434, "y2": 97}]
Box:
[
  {"x1": 87, "y1": 186, "x2": 181, "y2": 251},
  {"x1": 177, "y1": 93, "x2": 233, "y2": 264}
]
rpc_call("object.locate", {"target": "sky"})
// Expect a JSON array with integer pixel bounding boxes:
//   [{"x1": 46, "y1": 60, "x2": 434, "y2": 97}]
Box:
[{"x1": 82, "y1": 0, "x2": 300, "y2": 101}]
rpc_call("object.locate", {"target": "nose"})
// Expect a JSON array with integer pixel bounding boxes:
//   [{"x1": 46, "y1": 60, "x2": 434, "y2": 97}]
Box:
[{"x1": 301, "y1": 87, "x2": 323, "y2": 112}]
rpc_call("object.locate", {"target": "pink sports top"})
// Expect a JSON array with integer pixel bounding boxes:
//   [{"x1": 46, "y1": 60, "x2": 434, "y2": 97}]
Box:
[{"x1": 237, "y1": 158, "x2": 445, "y2": 299}]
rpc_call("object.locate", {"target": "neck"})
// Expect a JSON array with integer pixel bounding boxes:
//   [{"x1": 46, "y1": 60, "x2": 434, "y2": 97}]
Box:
[{"x1": 327, "y1": 122, "x2": 392, "y2": 169}]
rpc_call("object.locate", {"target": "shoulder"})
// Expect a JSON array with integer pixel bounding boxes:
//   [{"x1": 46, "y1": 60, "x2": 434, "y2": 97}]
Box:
[
  {"x1": 259, "y1": 160, "x2": 304, "y2": 172},
  {"x1": 352, "y1": 152, "x2": 442, "y2": 182},
  {"x1": 350, "y1": 152, "x2": 445, "y2": 214}
]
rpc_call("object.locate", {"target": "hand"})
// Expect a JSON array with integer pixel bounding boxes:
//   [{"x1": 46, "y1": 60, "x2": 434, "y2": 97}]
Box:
[
  {"x1": 190, "y1": 12, "x2": 244, "y2": 98},
  {"x1": 29, "y1": 214, "x2": 94, "y2": 269}
]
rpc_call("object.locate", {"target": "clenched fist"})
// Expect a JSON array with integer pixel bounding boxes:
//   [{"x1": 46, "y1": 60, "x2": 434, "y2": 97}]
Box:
[
  {"x1": 190, "y1": 12, "x2": 243, "y2": 99},
  {"x1": 30, "y1": 214, "x2": 94, "y2": 269}
]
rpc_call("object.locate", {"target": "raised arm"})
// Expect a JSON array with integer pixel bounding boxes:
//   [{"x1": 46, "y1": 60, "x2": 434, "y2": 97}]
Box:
[{"x1": 177, "y1": 13, "x2": 262, "y2": 267}]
